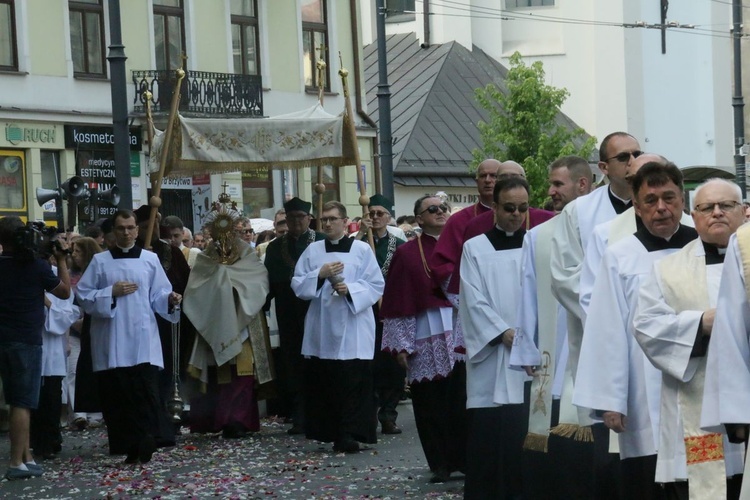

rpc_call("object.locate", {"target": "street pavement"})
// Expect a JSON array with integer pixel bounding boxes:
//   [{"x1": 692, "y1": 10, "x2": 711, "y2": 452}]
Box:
[{"x1": 0, "y1": 400, "x2": 465, "y2": 498}]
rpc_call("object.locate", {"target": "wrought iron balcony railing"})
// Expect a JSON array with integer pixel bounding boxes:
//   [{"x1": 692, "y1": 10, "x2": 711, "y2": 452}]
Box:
[{"x1": 132, "y1": 70, "x2": 263, "y2": 117}]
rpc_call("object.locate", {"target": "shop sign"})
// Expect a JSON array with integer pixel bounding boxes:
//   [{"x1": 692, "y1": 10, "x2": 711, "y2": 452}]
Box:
[
  {"x1": 3, "y1": 123, "x2": 63, "y2": 148},
  {"x1": 63, "y1": 125, "x2": 142, "y2": 151}
]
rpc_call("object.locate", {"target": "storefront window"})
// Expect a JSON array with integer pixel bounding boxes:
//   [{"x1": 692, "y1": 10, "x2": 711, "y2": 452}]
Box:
[
  {"x1": 242, "y1": 167, "x2": 272, "y2": 217},
  {"x1": 40, "y1": 151, "x2": 61, "y2": 224},
  {"x1": 311, "y1": 165, "x2": 339, "y2": 217},
  {"x1": 0, "y1": 149, "x2": 26, "y2": 216}
]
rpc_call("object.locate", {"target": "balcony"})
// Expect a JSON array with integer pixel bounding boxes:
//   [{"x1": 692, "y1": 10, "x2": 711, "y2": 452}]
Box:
[{"x1": 132, "y1": 70, "x2": 263, "y2": 117}]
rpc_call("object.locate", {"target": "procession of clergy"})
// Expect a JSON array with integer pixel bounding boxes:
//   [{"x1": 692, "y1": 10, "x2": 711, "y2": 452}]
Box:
[{"x1": 62, "y1": 129, "x2": 750, "y2": 499}]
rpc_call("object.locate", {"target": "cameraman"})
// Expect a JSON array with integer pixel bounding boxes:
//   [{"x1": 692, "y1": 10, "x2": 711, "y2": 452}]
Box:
[{"x1": 0, "y1": 216, "x2": 70, "y2": 480}]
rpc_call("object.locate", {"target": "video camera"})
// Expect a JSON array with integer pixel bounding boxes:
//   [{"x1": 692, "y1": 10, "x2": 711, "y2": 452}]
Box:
[{"x1": 13, "y1": 221, "x2": 67, "y2": 261}]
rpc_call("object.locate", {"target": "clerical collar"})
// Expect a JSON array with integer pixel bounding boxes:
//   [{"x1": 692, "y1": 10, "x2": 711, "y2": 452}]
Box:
[
  {"x1": 484, "y1": 226, "x2": 525, "y2": 251},
  {"x1": 634, "y1": 224, "x2": 698, "y2": 252},
  {"x1": 110, "y1": 245, "x2": 142, "y2": 259},
  {"x1": 608, "y1": 187, "x2": 632, "y2": 215},
  {"x1": 495, "y1": 224, "x2": 516, "y2": 237},
  {"x1": 325, "y1": 236, "x2": 354, "y2": 253},
  {"x1": 373, "y1": 230, "x2": 389, "y2": 242},
  {"x1": 702, "y1": 240, "x2": 726, "y2": 265},
  {"x1": 421, "y1": 231, "x2": 440, "y2": 241}
]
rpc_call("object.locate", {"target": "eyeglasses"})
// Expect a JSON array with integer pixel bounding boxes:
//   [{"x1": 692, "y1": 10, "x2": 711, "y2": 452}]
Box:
[
  {"x1": 419, "y1": 204, "x2": 449, "y2": 215},
  {"x1": 694, "y1": 200, "x2": 741, "y2": 215},
  {"x1": 240, "y1": 229, "x2": 254, "y2": 235},
  {"x1": 320, "y1": 217, "x2": 344, "y2": 224},
  {"x1": 286, "y1": 213, "x2": 309, "y2": 220},
  {"x1": 605, "y1": 150, "x2": 643, "y2": 163},
  {"x1": 115, "y1": 225, "x2": 137, "y2": 233},
  {"x1": 502, "y1": 203, "x2": 529, "y2": 214},
  {"x1": 368, "y1": 210, "x2": 390, "y2": 218}
]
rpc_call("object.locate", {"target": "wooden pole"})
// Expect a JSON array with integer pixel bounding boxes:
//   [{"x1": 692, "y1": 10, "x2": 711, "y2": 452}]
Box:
[
  {"x1": 145, "y1": 68, "x2": 185, "y2": 250},
  {"x1": 144, "y1": 90, "x2": 156, "y2": 193},
  {"x1": 338, "y1": 57, "x2": 374, "y2": 252}
]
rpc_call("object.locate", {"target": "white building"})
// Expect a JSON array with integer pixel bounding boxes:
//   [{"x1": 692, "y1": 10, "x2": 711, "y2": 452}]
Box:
[{"x1": 362, "y1": 0, "x2": 735, "y2": 171}]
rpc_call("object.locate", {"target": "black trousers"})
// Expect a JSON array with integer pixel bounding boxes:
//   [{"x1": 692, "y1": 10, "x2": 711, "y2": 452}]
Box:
[
  {"x1": 621, "y1": 454, "x2": 667, "y2": 500},
  {"x1": 30, "y1": 376, "x2": 63, "y2": 456},
  {"x1": 97, "y1": 364, "x2": 161, "y2": 456},
  {"x1": 303, "y1": 357, "x2": 377, "y2": 445},
  {"x1": 410, "y1": 362, "x2": 467, "y2": 474},
  {"x1": 464, "y1": 403, "x2": 527, "y2": 500}
]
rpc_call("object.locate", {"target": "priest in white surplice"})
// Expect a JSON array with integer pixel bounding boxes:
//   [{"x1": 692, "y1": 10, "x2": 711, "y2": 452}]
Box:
[
  {"x1": 510, "y1": 155, "x2": 593, "y2": 499},
  {"x1": 550, "y1": 132, "x2": 642, "y2": 496},
  {"x1": 573, "y1": 163, "x2": 698, "y2": 498},
  {"x1": 292, "y1": 201, "x2": 384, "y2": 454},
  {"x1": 77, "y1": 209, "x2": 182, "y2": 464},
  {"x1": 460, "y1": 177, "x2": 532, "y2": 499},
  {"x1": 634, "y1": 179, "x2": 745, "y2": 499}
]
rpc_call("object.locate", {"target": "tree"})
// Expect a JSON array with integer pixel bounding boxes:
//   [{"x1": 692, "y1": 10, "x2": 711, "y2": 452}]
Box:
[{"x1": 472, "y1": 52, "x2": 597, "y2": 207}]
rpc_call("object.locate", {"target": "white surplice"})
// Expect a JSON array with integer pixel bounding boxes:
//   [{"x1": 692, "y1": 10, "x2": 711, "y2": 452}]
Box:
[
  {"x1": 635, "y1": 238, "x2": 744, "y2": 490},
  {"x1": 574, "y1": 230, "x2": 696, "y2": 459},
  {"x1": 43, "y1": 279, "x2": 80, "y2": 377},
  {"x1": 459, "y1": 233, "x2": 529, "y2": 408},
  {"x1": 76, "y1": 247, "x2": 178, "y2": 372},
  {"x1": 292, "y1": 239, "x2": 384, "y2": 360}
]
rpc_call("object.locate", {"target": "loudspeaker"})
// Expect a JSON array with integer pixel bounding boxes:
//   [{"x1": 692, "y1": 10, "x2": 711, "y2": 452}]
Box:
[
  {"x1": 99, "y1": 186, "x2": 120, "y2": 207},
  {"x1": 36, "y1": 187, "x2": 59, "y2": 206},
  {"x1": 61, "y1": 176, "x2": 85, "y2": 198}
]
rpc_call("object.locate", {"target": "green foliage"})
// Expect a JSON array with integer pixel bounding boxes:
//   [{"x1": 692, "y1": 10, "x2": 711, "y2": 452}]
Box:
[{"x1": 471, "y1": 52, "x2": 597, "y2": 207}]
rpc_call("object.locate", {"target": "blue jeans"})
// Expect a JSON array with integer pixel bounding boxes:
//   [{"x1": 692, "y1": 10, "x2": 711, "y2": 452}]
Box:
[{"x1": 0, "y1": 341, "x2": 42, "y2": 409}]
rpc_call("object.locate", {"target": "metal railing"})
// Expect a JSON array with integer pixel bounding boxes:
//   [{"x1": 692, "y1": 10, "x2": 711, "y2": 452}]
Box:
[{"x1": 132, "y1": 70, "x2": 263, "y2": 117}]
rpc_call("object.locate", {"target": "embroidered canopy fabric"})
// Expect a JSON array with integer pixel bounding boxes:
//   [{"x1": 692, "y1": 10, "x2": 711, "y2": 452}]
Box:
[{"x1": 148, "y1": 104, "x2": 357, "y2": 177}]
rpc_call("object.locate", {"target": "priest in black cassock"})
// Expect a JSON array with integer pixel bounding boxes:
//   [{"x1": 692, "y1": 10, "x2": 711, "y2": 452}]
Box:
[
  {"x1": 264, "y1": 197, "x2": 325, "y2": 434},
  {"x1": 359, "y1": 194, "x2": 406, "y2": 435}
]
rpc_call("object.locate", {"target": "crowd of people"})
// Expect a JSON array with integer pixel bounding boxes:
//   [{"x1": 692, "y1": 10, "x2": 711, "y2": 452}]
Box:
[{"x1": 2, "y1": 130, "x2": 750, "y2": 498}]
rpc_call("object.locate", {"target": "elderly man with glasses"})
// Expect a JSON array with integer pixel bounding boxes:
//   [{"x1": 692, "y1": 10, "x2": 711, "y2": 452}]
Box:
[{"x1": 359, "y1": 194, "x2": 407, "y2": 435}]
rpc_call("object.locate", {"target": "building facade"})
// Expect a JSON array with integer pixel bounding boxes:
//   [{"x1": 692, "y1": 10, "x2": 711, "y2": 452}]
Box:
[
  {"x1": 0, "y1": 0, "x2": 376, "y2": 229},
  {"x1": 362, "y1": 0, "x2": 736, "y2": 173}
]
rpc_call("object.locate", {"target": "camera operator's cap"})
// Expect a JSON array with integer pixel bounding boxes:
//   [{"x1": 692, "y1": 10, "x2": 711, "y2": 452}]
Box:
[
  {"x1": 368, "y1": 194, "x2": 393, "y2": 214},
  {"x1": 283, "y1": 197, "x2": 312, "y2": 214}
]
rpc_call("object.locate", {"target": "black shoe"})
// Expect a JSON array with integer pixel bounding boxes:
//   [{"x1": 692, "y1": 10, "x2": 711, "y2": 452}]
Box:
[
  {"x1": 222, "y1": 422, "x2": 248, "y2": 439},
  {"x1": 287, "y1": 425, "x2": 304, "y2": 435},
  {"x1": 332, "y1": 438, "x2": 360, "y2": 453},
  {"x1": 430, "y1": 468, "x2": 450, "y2": 483},
  {"x1": 381, "y1": 421, "x2": 402, "y2": 435},
  {"x1": 137, "y1": 436, "x2": 156, "y2": 464}
]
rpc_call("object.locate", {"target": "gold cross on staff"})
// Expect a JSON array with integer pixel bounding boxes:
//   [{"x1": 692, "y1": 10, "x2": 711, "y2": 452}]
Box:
[{"x1": 221, "y1": 181, "x2": 229, "y2": 194}]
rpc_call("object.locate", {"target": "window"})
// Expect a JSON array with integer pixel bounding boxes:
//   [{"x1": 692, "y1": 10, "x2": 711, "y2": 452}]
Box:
[
  {"x1": 385, "y1": 0, "x2": 415, "y2": 23},
  {"x1": 0, "y1": 150, "x2": 26, "y2": 216},
  {"x1": 40, "y1": 151, "x2": 61, "y2": 225},
  {"x1": 231, "y1": 0, "x2": 260, "y2": 75},
  {"x1": 153, "y1": 0, "x2": 185, "y2": 71},
  {"x1": 301, "y1": 0, "x2": 329, "y2": 91},
  {"x1": 242, "y1": 167, "x2": 272, "y2": 217},
  {"x1": 69, "y1": 0, "x2": 106, "y2": 77},
  {"x1": 0, "y1": 0, "x2": 17, "y2": 70},
  {"x1": 505, "y1": 0, "x2": 554, "y2": 8}
]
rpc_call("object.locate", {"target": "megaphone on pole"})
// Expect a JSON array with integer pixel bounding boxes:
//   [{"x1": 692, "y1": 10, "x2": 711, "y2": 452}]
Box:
[
  {"x1": 60, "y1": 176, "x2": 85, "y2": 199},
  {"x1": 35, "y1": 187, "x2": 59, "y2": 206},
  {"x1": 98, "y1": 186, "x2": 120, "y2": 207}
]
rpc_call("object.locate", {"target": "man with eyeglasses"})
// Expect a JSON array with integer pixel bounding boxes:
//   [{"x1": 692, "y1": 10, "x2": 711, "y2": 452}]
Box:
[
  {"x1": 264, "y1": 197, "x2": 325, "y2": 435},
  {"x1": 292, "y1": 201, "x2": 384, "y2": 453},
  {"x1": 510, "y1": 155, "x2": 593, "y2": 499},
  {"x1": 235, "y1": 217, "x2": 255, "y2": 247},
  {"x1": 573, "y1": 163, "x2": 698, "y2": 499},
  {"x1": 459, "y1": 177, "x2": 533, "y2": 498},
  {"x1": 359, "y1": 194, "x2": 406, "y2": 436},
  {"x1": 549, "y1": 131, "x2": 642, "y2": 497},
  {"x1": 380, "y1": 194, "x2": 467, "y2": 483},
  {"x1": 633, "y1": 179, "x2": 746, "y2": 499}
]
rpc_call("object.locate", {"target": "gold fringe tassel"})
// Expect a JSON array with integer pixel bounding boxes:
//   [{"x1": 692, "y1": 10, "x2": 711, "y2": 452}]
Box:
[
  {"x1": 549, "y1": 424, "x2": 594, "y2": 442},
  {"x1": 523, "y1": 432, "x2": 549, "y2": 453}
]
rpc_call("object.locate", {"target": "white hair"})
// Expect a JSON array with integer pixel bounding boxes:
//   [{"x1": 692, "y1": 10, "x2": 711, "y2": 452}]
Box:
[{"x1": 691, "y1": 178, "x2": 742, "y2": 209}]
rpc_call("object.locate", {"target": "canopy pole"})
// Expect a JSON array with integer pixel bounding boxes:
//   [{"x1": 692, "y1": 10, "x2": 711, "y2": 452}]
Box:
[
  {"x1": 145, "y1": 68, "x2": 185, "y2": 250},
  {"x1": 315, "y1": 48, "x2": 327, "y2": 221},
  {"x1": 144, "y1": 90, "x2": 156, "y2": 193},
  {"x1": 339, "y1": 57, "x2": 374, "y2": 252}
]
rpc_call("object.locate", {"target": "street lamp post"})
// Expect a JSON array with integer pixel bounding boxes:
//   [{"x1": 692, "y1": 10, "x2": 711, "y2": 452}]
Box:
[{"x1": 107, "y1": 0, "x2": 133, "y2": 209}]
